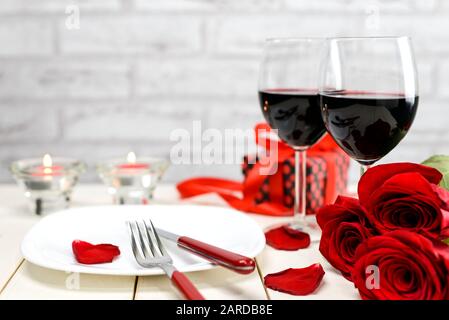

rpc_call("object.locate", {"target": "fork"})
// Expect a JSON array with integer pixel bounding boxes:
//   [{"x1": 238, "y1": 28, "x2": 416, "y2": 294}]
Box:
[{"x1": 128, "y1": 220, "x2": 205, "y2": 300}]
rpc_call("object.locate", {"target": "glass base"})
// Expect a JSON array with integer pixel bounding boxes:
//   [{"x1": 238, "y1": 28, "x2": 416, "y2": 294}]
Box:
[
  {"x1": 112, "y1": 193, "x2": 153, "y2": 205},
  {"x1": 27, "y1": 196, "x2": 70, "y2": 215},
  {"x1": 107, "y1": 186, "x2": 155, "y2": 205},
  {"x1": 287, "y1": 219, "x2": 321, "y2": 242}
]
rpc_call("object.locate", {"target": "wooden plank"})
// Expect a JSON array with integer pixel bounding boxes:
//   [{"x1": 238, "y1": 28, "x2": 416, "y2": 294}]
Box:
[
  {"x1": 0, "y1": 217, "x2": 37, "y2": 293},
  {"x1": 0, "y1": 261, "x2": 136, "y2": 300},
  {"x1": 135, "y1": 267, "x2": 267, "y2": 300}
]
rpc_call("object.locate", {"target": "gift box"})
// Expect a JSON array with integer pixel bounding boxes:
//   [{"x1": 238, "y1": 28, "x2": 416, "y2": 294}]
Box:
[
  {"x1": 177, "y1": 123, "x2": 350, "y2": 217},
  {"x1": 242, "y1": 150, "x2": 349, "y2": 215}
]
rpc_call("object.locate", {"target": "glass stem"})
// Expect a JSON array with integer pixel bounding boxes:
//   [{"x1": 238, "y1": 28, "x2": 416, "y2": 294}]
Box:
[
  {"x1": 294, "y1": 148, "x2": 307, "y2": 220},
  {"x1": 360, "y1": 164, "x2": 371, "y2": 177}
]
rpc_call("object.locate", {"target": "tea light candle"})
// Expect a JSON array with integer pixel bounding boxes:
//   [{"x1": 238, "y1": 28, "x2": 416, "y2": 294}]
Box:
[
  {"x1": 24, "y1": 155, "x2": 64, "y2": 192},
  {"x1": 97, "y1": 152, "x2": 168, "y2": 205},
  {"x1": 31, "y1": 154, "x2": 64, "y2": 177},
  {"x1": 10, "y1": 155, "x2": 86, "y2": 215},
  {"x1": 117, "y1": 152, "x2": 149, "y2": 171}
]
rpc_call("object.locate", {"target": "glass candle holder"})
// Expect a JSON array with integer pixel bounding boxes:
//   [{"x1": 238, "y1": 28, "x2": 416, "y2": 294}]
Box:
[
  {"x1": 10, "y1": 155, "x2": 86, "y2": 215},
  {"x1": 97, "y1": 153, "x2": 169, "y2": 205}
]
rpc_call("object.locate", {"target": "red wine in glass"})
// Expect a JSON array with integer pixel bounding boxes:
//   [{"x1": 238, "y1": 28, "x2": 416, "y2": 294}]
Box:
[
  {"x1": 258, "y1": 89, "x2": 326, "y2": 148},
  {"x1": 258, "y1": 38, "x2": 326, "y2": 240},
  {"x1": 320, "y1": 91, "x2": 419, "y2": 165}
]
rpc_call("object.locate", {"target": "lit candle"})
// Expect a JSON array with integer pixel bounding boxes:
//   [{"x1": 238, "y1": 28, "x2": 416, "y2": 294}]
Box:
[
  {"x1": 97, "y1": 153, "x2": 168, "y2": 205},
  {"x1": 117, "y1": 152, "x2": 150, "y2": 171},
  {"x1": 32, "y1": 154, "x2": 64, "y2": 177}
]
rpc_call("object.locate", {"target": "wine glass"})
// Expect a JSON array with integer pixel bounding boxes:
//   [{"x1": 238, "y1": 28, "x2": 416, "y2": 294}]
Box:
[
  {"x1": 258, "y1": 38, "x2": 327, "y2": 238},
  {"x1": 319, "y1": 36, "x2": 419, "y2": 176}
]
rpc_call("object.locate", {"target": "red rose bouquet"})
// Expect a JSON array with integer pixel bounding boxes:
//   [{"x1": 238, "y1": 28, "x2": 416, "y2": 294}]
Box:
[{"x1": 317, "y1": 162, "x2": 449, "y2": 300}]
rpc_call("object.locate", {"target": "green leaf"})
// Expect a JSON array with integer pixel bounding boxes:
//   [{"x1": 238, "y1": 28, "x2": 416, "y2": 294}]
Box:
[
  {"x1": 422, "y1": 155, "x2": 449, "y2": 192},
  {"x1": 442, "y1": 238, "x2": 449, "y2": 246}
]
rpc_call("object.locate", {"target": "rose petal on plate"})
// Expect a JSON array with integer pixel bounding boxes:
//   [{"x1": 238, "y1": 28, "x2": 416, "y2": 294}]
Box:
[
  {"x1": 265, "y1": 225, "x2": 310, "y2": 250},
  {"x1": 264, "y1": 263, "x2": 325, "y2": 295},
  {"x1": 72, "y1": 240, "x2": 121, "y2": 265}
]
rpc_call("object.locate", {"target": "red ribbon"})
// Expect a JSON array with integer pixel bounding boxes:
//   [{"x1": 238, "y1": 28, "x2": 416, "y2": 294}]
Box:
[{"x1": 176, "y1": 123, "x2": 344, "y2": 216}]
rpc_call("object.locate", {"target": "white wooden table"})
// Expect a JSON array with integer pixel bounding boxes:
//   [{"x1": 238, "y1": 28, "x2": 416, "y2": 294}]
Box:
[{"x1": 0, "y1": 184, "x2": 359, "y2": 300}]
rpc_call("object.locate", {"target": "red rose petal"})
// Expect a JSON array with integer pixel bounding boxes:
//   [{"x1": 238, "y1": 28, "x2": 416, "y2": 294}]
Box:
[
  {"x1": 283, "y1": 224, "x2": 307, "y2": 237},
  {"x1": 317, "y1": 196, "x2": 368, "y2": 228},
  {"x1": 265, "y1": 225, "x2": 310, "y2": 250},
  {"x1": 358, "y1": 163, "x2": 442, "y2": 206},
  {"x1": 432, "y1": 184, "x2": 449, "y2": 211},
  {"x1": 264, "y1": 264, "x2": 325, "y2": 295},
  {"x1": 334, "y1": 195, "x2": 361, "y2": 207},
  {"x1": 72, "y1": 240, "x2": 121, "y2": 264}
]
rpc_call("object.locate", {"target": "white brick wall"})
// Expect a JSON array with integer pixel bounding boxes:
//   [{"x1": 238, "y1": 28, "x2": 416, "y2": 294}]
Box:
[
  {"x1": 0, "y1": 0, "x2": 448, "y2": 185},
  {"x1": 0, "y1": 19, "x2": 54, "y2": 56},
  {"x1": 0, "y1": 104, "x2": 59, "y2": 142},
  {"x1": 62, "y1": 100, "x2": 206, "y2": 142},
  {"x1": 59, "y1": 17, "x2": 203, "y2": 55},
  {"x1": 0, "y1": 60, "x2": 130, "y2": 99},
  {"x1": 0, "y1": 0, "x2": 121, "y2": 13},
  {"x1": 134, "y1": 59, "x2": 259, "y2": 97}
]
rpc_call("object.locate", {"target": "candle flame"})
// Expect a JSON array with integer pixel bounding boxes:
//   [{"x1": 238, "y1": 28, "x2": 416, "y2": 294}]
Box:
[
  {"x1": 43, "y1": 154, "x2": 53, "y2": 175},
  {"x1": 127, "y1": 152, "x2": 137, "y2": 164},
  {"x1": 43, "y1": 154, "x2": 53, "y2": 167}
]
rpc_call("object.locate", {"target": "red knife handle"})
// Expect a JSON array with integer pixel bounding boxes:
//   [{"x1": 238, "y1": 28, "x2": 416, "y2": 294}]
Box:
[
  {"x1": 171, "y1": 271, "x2": 205, "y2": 300},
  {"x1": 178, "y1": 236, "x2": 256, "y2": 274}
]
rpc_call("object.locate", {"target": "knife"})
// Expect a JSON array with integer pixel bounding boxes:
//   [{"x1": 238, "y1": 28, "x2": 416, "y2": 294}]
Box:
[{"x1": 155, "y1": 228, "x2": 256, "y2": 274}]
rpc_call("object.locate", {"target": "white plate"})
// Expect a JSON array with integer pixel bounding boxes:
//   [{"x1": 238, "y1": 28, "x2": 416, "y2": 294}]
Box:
[{"x1": 21, "y1": 205, "x2": 266, "y2": 276}]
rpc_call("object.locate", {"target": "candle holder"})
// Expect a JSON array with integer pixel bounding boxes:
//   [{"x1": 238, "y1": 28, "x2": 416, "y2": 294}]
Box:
[
  {"x1": 10, "y1": 156, "x2": 86, "y2": 215},
  {"x1": 97, "y1": 154, "x2": 169, "y2": 205}
]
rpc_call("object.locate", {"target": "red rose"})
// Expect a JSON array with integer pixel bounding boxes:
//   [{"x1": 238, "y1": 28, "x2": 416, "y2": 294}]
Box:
[
  {"x1": 317, "y1": 196, "x2": 375, "y2": 280},
  {"x1": 358, "y1": 163, "x2": 449, "y2": 238},
  {"x1": 352, "y1": 230, "x2": 449, "y2": 300}
]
